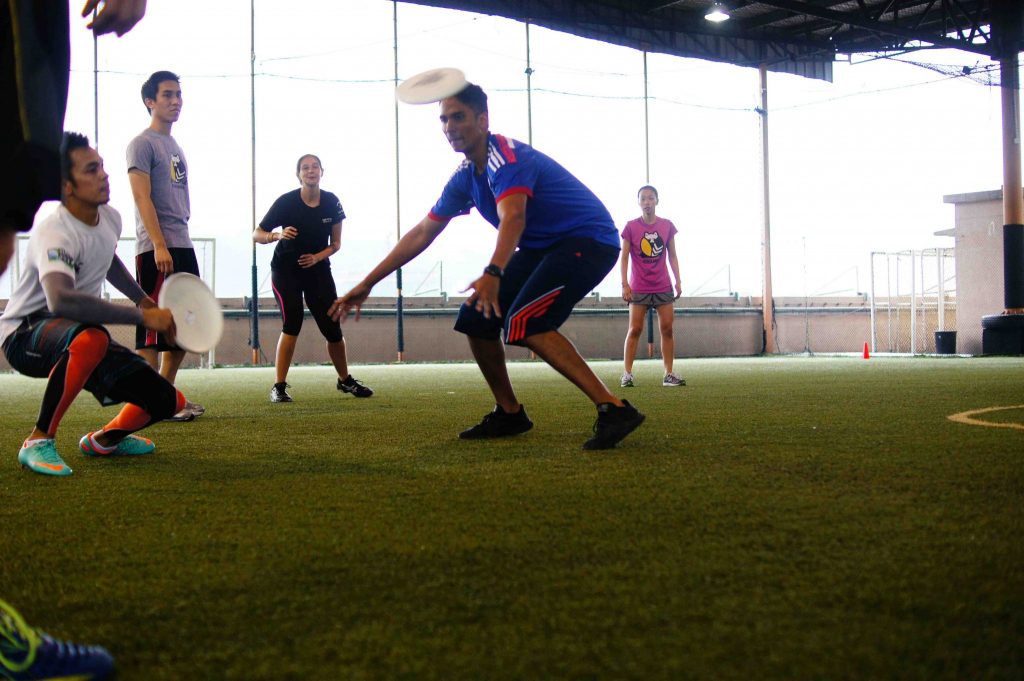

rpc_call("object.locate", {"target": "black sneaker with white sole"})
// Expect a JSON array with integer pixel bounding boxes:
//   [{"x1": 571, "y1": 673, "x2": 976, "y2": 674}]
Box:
[
  {"x1": 583, "y1": 400, "x2": 645, "y2": 450},
  {"x1": 337, "y1": 375, "x2": 373, "y2": 398},
  {"x1": 270, "y1": 382, "x2": 293, "y2": 403},
  {"x1": 459, "y1": 405, "x2": 534, "y2": 439}
]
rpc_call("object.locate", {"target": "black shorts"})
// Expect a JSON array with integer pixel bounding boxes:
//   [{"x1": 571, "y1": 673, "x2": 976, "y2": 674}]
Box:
[
  {"x1": 135, "y1": 247, "x2": 200, "y2": 351},
  {"x1": 271, "y1": 264, "x2": 343, "y2": 343},
  {"x1": 3, "y1": 314, "x2": 151, "y2": 406},
  {"x1": 455, "y1": 236, "x2": 619, "y2": 346}
]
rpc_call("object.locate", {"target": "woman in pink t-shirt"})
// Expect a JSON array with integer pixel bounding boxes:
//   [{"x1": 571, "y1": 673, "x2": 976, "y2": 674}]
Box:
[{"x1": 619, "y1": 185, "x2": 684, "y2": 387}]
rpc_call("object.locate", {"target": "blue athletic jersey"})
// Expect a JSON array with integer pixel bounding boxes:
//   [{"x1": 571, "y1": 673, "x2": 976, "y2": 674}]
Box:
[{"x1": 429, "y1": 134, "x2": 619, "y2": 250}]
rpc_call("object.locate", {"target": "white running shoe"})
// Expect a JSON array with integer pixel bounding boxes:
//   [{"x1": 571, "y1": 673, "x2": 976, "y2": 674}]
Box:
[{"x1": 620, "y1": 372, "x2": 635, "y2": 388}]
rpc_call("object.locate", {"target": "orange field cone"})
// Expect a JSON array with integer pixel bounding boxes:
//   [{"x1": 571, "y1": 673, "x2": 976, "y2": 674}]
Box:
[{"x1": 863, "y1": 342, "x2": 870, "y2": 359}]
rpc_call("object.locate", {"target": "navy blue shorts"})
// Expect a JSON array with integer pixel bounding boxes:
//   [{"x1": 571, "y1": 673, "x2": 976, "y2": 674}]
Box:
[
  {"x1": 271, "y1": 264, "x2": 343, "y2": 342},
  {"x1": 2, "y1": 314, "x2": 151, "y2": 406},
  {"x1": 455, "y1": 236, "x2": 618, "y2": 346},
  {"x1": 135, "y1": 247, "x2": 200, "y2": 351}
]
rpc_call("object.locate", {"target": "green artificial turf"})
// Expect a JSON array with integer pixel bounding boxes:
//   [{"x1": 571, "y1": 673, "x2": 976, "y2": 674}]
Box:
[{"x1": 0, "y1": 356, "x2": 1022, "y2": 680}]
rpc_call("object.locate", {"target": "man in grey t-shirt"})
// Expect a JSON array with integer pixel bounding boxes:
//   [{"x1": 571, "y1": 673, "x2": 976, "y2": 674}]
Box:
[{"x1": 127, "y1": 70, "x2": 204, "y2": 421}]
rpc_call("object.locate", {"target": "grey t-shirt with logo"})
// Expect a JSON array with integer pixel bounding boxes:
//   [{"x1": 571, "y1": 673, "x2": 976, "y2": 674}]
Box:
[{"x1": 126, "y1": 129, "x2": 193, "y2": 255}]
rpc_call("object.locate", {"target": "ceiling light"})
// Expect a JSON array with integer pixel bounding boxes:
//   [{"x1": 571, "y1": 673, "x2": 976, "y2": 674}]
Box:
[{"x1": 705, "y1": 3, "x2": 730, "y2": 22}]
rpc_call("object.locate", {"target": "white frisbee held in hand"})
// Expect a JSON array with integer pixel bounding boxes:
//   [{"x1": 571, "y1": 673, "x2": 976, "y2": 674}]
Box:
[
  {"x1": 158, "y1": 273, "x2": 223, "y2": 353},
  {"x1": 395, "y1": 67, "x2": 467, "y2": 105}
]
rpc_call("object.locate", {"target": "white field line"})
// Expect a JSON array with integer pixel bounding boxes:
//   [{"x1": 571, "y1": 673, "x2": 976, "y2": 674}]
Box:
[{"x1": 947, "y1": 405, "x2": 1024, "y2": 431}]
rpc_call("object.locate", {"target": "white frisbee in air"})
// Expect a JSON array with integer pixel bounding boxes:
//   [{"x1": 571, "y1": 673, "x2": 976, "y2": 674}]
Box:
[
  {"x1": 158, "y1": 273, "x2": 223, "y2": 354},
  {"x1": 395, "y1": 67, "x2": 467, "y2": 105}
]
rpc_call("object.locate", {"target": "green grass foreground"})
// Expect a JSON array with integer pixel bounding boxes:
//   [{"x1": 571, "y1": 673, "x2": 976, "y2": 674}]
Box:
[{"x1": 1, "y1": 356, "x2": 1022, "y2": 680}]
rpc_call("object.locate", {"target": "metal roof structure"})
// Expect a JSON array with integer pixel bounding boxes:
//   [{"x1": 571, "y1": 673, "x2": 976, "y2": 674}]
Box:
[{"x1": 398, "y1": 0, "x2": 1022, "y2": 82}]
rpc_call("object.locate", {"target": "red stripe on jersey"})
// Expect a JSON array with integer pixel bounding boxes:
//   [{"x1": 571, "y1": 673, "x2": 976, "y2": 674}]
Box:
[
  {"x1": 494, "y1": 135, "x2": 517, "y2": 163},
  {"x1": 506, "y1": 287, "x2": 563, "y2": 343},
  {"x1": 140, "y1": 261, "x2": 166, "y2": 347},
  {"x1": 495, "y1": 187, "x2": 533, "y2": 204}
]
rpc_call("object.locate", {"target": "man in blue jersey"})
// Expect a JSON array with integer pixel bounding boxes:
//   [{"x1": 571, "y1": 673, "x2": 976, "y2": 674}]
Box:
[{"x1": 330, "y1": 83, "x2": 644, "y2": 450}]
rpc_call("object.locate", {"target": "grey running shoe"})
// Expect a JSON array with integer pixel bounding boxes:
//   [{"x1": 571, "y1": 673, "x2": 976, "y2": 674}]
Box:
[
  {"x1": 167, "y1": 400, "x2": 204, "y2": 422},
  {"x1": 620, "y1": 372, "x2": 635, "y2": 388},
  {"x1": 459, "y1": 405, "x2": 534, "y2": 439},
  {"x1": 583, "y1": 400, "x2": 645, "y2": 450},
  {"x1": 166, "y1": 405, "x2": 195, "y2": 422},
  {"x1": 337, "y1": 375, "x2": 373, "y2": 398},
  {"x1": 270, "y1": 382, "x2": 293, "y2": 403},
  {"x1": 662, "y1": 372, "x2": 686, "y2": 387}
]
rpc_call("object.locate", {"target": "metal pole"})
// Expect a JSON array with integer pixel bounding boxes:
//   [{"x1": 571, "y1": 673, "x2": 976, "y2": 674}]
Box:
[
  {"x1": 394, "y1": 0, "x2": 405, "y2": 362},
  {"x1": 643, "y1": 50, "x2": 655, "y2": 358},
  {"x1": 249, "y1": 0, "x2": 260, "y2": 364},
  {"x1": 92, "y1": 9, "x2": 99, "y2": 147},
  {"x1": 937, "y1": 247, "x2": 945, "y2": 332},
  {"x1": 643, "y1": 50, "x2": 650, "y2": 183},
  {"x1": 758, "y1": 64, "x2": 777, "y2": 353},
  {"x1": 526, "y1": 21, "x2": 534, "y2": 145},
  {"x1": 910, "y1": 250, "x2": 917, "y2": 353},
  {"x1": 869, "y1": 253, "x2": 876, "y2": 354}
]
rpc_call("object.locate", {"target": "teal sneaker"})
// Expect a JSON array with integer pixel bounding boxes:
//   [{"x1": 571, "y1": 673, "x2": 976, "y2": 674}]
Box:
[
  {"x1": 17, "y1": 440, "x2": 72, "y2": 477},
  {"x1": 0, "y1": 599, "x2": 114, "y2": 680},
  {"x1": 79, "y1": 433, "x2": 155, "y2": 457}
]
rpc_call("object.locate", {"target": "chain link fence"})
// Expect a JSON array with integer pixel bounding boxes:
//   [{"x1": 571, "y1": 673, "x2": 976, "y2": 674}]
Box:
[{"x1": 869, "y1": 248, "x2": 957, "y2": 354}]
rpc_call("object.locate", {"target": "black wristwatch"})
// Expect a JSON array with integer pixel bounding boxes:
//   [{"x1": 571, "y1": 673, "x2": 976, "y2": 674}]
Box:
[{"x1": 483, "y1": 264, "x2": 503, "y2": 279}]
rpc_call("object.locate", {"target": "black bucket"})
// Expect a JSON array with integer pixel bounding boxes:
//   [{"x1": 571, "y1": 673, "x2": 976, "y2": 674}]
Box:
[{"x1": 934, "y1": 331, "x2": 957, "y2": 355}]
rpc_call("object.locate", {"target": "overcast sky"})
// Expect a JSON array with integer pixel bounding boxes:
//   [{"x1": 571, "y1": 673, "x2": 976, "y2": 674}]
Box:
[{"x1": 0, "y1": 0, "x2": 1008, "y2": 301}]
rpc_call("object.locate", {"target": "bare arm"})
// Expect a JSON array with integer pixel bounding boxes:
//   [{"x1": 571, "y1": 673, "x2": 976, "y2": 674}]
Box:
[
  {"x1": 329, "y1": 215, "x2": 448, "y2": 321},
  {"x1": 106, "y1": 255, "x2": 148, "y2": 304},
  {"x1": 128, "y1": 169, "x2": 173, "y2": 274},
  {"x1": 81, "y1": 0, "x2": 147, "y2": 36},
  {"x1": 620, "y1": 236, "x2": 632, "y2": 302},
  {"x1": 43, "y1": 271, "x2": 175, "y2": 334},
  {"x1": 252, "y1": 225, "x2": 297, "y2": 245},
  {"x1": 42, "y1": 272, "x2": 141, "y2": 325},
  {"x1": 666, "y1": 234, "x2": 682, "y2": 298},
  {"x1": 298, "y1": 220, "x2": 342, "y2": 268},
  {"x1": 463, "y1": 193, "x2": 528, "y2": 320}
]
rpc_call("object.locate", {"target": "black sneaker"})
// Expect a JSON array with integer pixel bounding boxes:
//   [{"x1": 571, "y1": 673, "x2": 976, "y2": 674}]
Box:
[
  {"x1": 337, "y1": 375, "x2": 373, "y2": 398},
  {"x1": 270, "y1": 382, "x2": 293, "y2": 403},
  {"x1": 459, "y1": 405, "x2": 534, "y2": 439},
  {"x1": 583, "y1": 400, "x2": 646, "y2": 450}
]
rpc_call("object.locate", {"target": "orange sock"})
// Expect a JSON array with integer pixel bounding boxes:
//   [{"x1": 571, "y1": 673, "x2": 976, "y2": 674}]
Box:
[
  {"x1": 39, "y1": 328, "x2": 109, "y2": 436},
  {"x1": 103, "y1": 389, "x2": 187, "y2": 435}
]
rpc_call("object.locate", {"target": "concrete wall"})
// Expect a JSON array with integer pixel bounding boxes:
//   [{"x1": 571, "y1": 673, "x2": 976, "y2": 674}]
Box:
[
  {"x1": 943, "y1": 189, "x2": 1019, "y2": 355},
  {"x1": 1, "y1": 295, "x2": 884, "y2": 371}
]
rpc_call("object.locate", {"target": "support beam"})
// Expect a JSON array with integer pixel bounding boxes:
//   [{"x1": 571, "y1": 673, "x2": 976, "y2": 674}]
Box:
[
  {"x1": 1002, "y1": 54, "x2": 1023, "y2": 227},
  {"x1": 759, "y1": 64, "x2": 777, "y2": 354},
  {"x1": 752, "y1": 0, "x2": 995, "y2": 55}
]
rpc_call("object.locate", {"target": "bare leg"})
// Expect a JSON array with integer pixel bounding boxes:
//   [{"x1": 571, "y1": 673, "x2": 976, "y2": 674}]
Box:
[
  {"x1": 327, "y1": 338, "x2": 349, "y2": 380},
  {"x1": 159, "y1": 349, "x2": 186, "y2": 384},
  {"x1": 467, "y1": 335, "x2": 521, "y2": 413},
  {"x1": 623, "y1": 304, "x2": 645, "y2": 374},
  {"x1": 0, "y1": 228, "x2": 15, "y2": 277},
  {"x1": 276, "y1": 333, "x2": 298, "y2": 383},
  {"x1": 138, "y1": 347, "x2": 158, "y2": 371},
  {"x1": 524, "y1": 330, "x2": 623, "y2": 407},
  {"x1": 656, "y1": 303, "x2": 675, "y2": 374}
]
